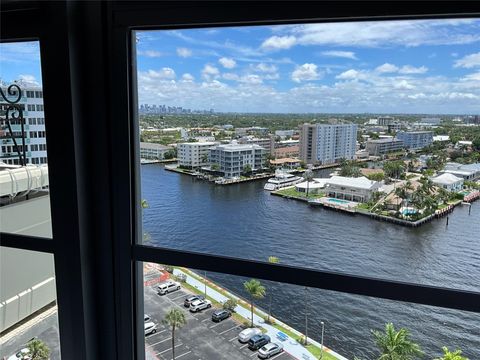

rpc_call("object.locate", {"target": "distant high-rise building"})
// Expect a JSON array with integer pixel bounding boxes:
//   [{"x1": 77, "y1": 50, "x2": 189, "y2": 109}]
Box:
[
  {"x1": 299, "y1": 123, "x2": 357, "y2": 165},
  {"x1": 396, "y1": 131, "x2": 433, "y2": 150},
  {"x1": 1, "y1": 83, "x2": 47, "y2": 165}
]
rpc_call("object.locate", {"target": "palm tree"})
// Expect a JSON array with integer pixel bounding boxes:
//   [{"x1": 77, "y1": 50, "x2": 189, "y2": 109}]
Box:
[
  {"x1": 434, "y1": 347, "x2": 468, "y2": 360},
  {"x1": 27, "y1": 339, "x2": 50, "y2": 360},
  {"x1": 303, "y1": 169, "x2": 314, "y2": 197},
  {"x1": 267, "y1": 256, "x2": 279, "y2": 323},
  {"x1": 243, "y1": 279, "x2": 266, "y2": 327},
  {"x1": 162, "y1": 308, "x2": 187, "y2": 360},
  {"x1": 372, "y1": 323, "x2": 423, "y2": 360}
]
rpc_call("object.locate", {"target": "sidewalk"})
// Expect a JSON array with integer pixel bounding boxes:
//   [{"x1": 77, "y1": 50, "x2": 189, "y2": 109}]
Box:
[{"x1": 173, "y1": 268, "x2": 348, "y2": 360}]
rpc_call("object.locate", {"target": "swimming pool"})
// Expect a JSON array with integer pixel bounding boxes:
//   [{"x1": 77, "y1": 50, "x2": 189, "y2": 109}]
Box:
[
  {"x1": 328, "y1": 198, "x2": 350, "y2": 204},
  {"x1": 402, "y1": 208, "x2": 417, "y2": 215}
]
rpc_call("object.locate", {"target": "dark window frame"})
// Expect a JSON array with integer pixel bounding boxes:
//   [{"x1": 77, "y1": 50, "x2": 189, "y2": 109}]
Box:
[{"x1": 1, "y1": 2, "x2": 479, "y2": 360}]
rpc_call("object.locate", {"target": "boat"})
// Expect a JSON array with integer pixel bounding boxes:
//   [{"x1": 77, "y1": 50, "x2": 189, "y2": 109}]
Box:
[{"x1": 264, "y1": 171, "x2": 303, "y2": 191}]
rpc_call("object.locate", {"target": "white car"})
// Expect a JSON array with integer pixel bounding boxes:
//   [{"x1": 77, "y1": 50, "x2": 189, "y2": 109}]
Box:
[
  {"x1": 144, "y1": 314, "x2": 151, "y2": 322},
  {"x1": 258, "y1": 342, "x2": 284, "y2": 359},
  {"x1": 238, "y1": 327, "x2": 262, "y2": 343},
  {"x1": 189, "y1": 299, "x2": 212, "y2": 312},
  {"x1": 7, "y1": 348, "x2": 31, "y2": 360},
  {"x1": 144, "y1": 321, "x2": 157, "y2": 335},
  {"x1": 157, "y1": 281, "x2": 180, "y2": 295}
]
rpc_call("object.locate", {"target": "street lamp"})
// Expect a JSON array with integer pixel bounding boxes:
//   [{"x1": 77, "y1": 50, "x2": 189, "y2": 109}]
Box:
[{"x1": 319, "y1": 321, "x2": 325, "y2": 359}]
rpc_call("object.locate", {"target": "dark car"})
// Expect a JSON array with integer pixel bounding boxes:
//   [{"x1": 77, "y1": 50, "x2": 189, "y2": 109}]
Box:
[
  {"x1": 211, "y1": 309, "x2": 231, "y2": 322},
  {"x1": 248, "y1": 334, "x2": 270, "y2": 351},
  {"x1": 184, "y1": 295, "x2": 204, "y2": 307}
]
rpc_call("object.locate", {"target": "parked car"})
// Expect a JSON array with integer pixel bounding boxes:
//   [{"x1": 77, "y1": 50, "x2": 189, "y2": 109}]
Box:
[
  {"x1": 7, "y1": 348, "x2": 30, "y2": 360},
  {"x1": 184, "y1": 295, "x2": 204, "y2": 307},
  {"x1": 144, "y1": 321, "x2": 157, "y2": 336},
  {"x1": 144, "y1": 314, "x2": 151, "y2": 322},
  {"x1": 189, "y1": 299, "x2": 212, "y2": 312},
  {"x1": 211, "y1": 309, "x2": 231, "y2": 322},
  {"x1": 248, "y1": 334, "x2": 270, "y2": 351},
  {"x1": 258, "y1": 342, "x2": 283, "y2": 358},
  {"x1": 238, "y1": 327, "x2": 262, "y2": 343},
  {"x1": 157, "y1": 281, "x2": 180, "y2": 295}
]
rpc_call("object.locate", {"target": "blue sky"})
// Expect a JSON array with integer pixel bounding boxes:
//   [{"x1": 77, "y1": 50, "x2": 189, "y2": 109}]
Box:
[{"x1": 2, "y1": 19, "x2": 480, "y2": 114}]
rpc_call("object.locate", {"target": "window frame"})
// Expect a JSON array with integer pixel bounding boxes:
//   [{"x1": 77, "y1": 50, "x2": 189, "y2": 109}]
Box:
[
  {"x1": 108, "y1": 2, "x2": 480, "y2": 359},
  {"x1": 0, "y1": 2, "x2": 479, "y2": 360}
]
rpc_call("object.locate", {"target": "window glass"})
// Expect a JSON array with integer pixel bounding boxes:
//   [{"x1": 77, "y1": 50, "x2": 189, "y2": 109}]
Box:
[
  {"x1": 0, "y1": 41, "x2": 51, "y2": 238},
  {"x1": 0, "y1": 247, "x2": 60, "y2": 359},
  {"x1": 141, "y1": 261, "x2": 479, "y2": 360}
]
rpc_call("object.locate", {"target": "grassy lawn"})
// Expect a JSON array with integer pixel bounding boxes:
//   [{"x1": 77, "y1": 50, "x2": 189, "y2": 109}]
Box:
[
  {"x1": 357, "y1": 203, "x2": 371, "y2": 210},
  {"x1": 276, "y1": 187, "x2": 324, "y2": 199}
]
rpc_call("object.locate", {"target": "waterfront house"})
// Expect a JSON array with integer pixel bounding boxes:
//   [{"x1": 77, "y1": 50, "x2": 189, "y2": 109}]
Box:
[
  {"x1": 439, "y1": 162, "x2": 480, "y2": 181},
  {"x1": 431, "y1": 173, "x2": 464, "y2": 192},
  {"x1": 295, "y1": 178, "x2": 328, "y2": 194},
  {"x1": 270, "y1": 157, "x2": 301, "y2": 170},
  {"x1": 139, "y1": 142, "x2": 173, "y2": 160},
  {"x1": 324, "y1": 176, "x2": 382, "y2": 202}
]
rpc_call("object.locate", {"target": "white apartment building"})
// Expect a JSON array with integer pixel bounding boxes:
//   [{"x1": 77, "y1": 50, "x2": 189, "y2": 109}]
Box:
[
  {"x1": 1, "y1": 83, "x2": 47, "y2": 166},
  {"x1": 177, "y1": 141, "x2": 216, "y2": 168},
  {"x1": 139, "y1": 142, "x2": 173, "y2": 160},
  {"x1": 209, "y1": 142, "x2": 266, "y2": 178},
  {"x1": 300, "y1": 123, "x2": 357, "y2": 165}
]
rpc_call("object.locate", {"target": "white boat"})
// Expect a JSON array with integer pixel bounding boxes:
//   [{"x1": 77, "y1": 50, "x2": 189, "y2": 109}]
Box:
[{"x1": 264, "y1": 171, "x2": 303, "y2": 191}]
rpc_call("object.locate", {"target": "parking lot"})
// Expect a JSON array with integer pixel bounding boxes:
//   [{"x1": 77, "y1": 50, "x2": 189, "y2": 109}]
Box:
[{"x1": 144, "y1": 284, "x2": 295, "y2": 360}]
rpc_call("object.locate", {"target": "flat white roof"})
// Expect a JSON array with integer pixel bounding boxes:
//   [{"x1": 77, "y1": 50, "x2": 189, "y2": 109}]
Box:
[
  {"x1": 178, "y1": 142, "x2": 216, "y2": 146},
  {"x1": 212, "y1": 143, "x2": 264, "y2": 151},
  {"x1": 140, "y1": 142, "x2": 172, "y2": 150},
  {"x1": 326, "y1": 176, "x2": 379, "y2": 190}
]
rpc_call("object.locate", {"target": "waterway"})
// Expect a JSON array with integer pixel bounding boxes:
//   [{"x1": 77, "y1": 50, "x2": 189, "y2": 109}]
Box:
[{"x1": 141, "y1": 164, "x2": 480, "y2": 359}]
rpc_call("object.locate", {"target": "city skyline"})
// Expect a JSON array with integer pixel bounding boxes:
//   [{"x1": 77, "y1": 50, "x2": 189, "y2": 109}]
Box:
[{"x1": 1, "y1": 19, "x2": 480, "y2": 114}]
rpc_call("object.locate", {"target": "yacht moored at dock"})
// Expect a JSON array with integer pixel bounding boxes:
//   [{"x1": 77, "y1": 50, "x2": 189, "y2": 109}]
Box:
[{"x1": 264, "y1": 171, "x2": 303, "y2": 191}]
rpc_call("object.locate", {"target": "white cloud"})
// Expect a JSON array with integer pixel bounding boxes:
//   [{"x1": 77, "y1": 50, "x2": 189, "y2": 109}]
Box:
[
  {"x1": 253, "y1": 63, "x2": 278, "y2": 73},
  {"x1": 291, "y1": 63, "x2": 320, "y2": 83},
  {"x1": 454, "y1": 52, "x2": 480, "y2": 68},
  {"x1": 181, "y1": 73, "x2": 195, "y2": 82},
  {"x1": 261, "y1": 35, "x2": 296, "y2": 50},
  {"x1": 201, "y1": 64, "x2": 220, "y2": 81},
  {"x1": 18, "y1": 74, "x2": 39, "y2": 85},
  {"x1": 375, "y1": 63, "x2": 427, "y2": 74},
  {"x1": 273, "y1": 19, "x2": 480, "y2": 49},
  {"x1": 394, "y1": 80, "x2": 415, "y2": 90},
  {"x1": 218, "y1": 57, "x2": 236, "y2": 69},
  {"x1": 239, "y1": 75, "x2": 263, "y2": 85},
  {"x1": 145, "y1": 68, "x2": 176, "y2": 79},
  {"x1": 375, "y1": 63, "x2": 399, "y2": 73},
  {"x1": 336, "y1": 69, "x2": 367, "y2": 80},
  {"x1": 320, "y1": 50, "x2": 357, "y2": 60},
  {"x1": 398, "y1": 65, "x2": 428, "y2": 74},
  {"x1": 176, "y1": 47, "x2": 192, "y2": 58},
  {"x1": 138, "y1": 50, "x2": 164, "y2": 58},
  {"x1": 222, "y1": 73, "x2": 240, "y2": 81},
  {"x1": 462, "y1": 71, "x2": 480, "y2": 81}
]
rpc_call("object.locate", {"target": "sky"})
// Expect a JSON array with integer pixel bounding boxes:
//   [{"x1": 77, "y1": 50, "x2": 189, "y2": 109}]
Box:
[{"x1": 1, "y1": 19, "x2": 480, "y2": 114}]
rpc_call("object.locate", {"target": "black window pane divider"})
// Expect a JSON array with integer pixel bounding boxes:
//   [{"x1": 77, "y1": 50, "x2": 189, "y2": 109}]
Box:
[
  {"x1": 0, "y1": 233, "x2": 55, "y2": 253},
  {"x1": 133, "y1": 244, "x2": 480, "y2": 313}
]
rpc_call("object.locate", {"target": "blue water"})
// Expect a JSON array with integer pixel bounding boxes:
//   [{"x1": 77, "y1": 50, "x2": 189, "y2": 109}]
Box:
[{"x1": 141, "y1": 165, "x2": 480, "y2": 359}]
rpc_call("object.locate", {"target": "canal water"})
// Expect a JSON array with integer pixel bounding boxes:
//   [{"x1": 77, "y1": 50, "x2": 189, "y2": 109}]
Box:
[{"x1": 141, "y1": 164, "x2": 480, "y2": 359}]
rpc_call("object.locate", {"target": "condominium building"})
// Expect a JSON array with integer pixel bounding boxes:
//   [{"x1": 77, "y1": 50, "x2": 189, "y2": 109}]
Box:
[
  {"x1": 366, "y1": 138, "x2": 404, "y2": 156},
  {"x1": 396, "y1": 131, "x2": 433, "y2": 150},
  {"x1": 237, "y1": 136, "x2": 274, "y2": 154},
  {"x1": 1, "y1": 83, "x2": 47, "y2": 165},
  {"x1": 139, "y1": 142, "x2": 173, "y2": 160},
  {"x1": 177, "y1": 141, "x2": 216, "y2": 168},
  {"x1": 299, "y1": 123, "x2": 357, "y2": 165},
  {"x1": 209, "y1": 142, "x2": 266, "y2": 178}
]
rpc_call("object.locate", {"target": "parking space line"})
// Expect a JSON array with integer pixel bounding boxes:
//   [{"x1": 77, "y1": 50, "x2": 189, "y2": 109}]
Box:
[
  {"x1": 228, "y1": 336, "x2": 237, "y2": 342},
  {"x1": 218, "y1": 325, "x2": 239, "y2": 335},
  {"x1": 149, "y1": 336, "x2": 175, "y2": 347},
  {"x1": 250, "y1": 351, "x2": 258, "y2": 357},
  {"x1": 201, "y1": 318, "x2": 210, "y2": 323},
  {"x1": 156, "y1": 343, "x2": 183, "y2": 355},
  {"x1": 240, "y1": 343, "x2": 248, "y2": 349},
  {"x1": 146, "y1": 329, "x2": 167, "y2": 340},
  {"x1": 208, "y1": 322, "x2": 223, "y2": 329},
  {"x1": 170, "y1": 294, "x2": 186, "y2": 301},
  {"x1": 174, "y1": 350, "x2": 192, "y2": 359},
  {"x1": 270, "y1": 352, "x2": 287, "y2": 359}
]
